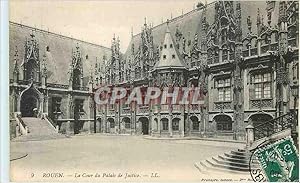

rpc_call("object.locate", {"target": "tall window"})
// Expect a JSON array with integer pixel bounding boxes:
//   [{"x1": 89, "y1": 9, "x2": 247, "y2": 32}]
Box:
[
  {"x1": 110, "y1": 121, "x2": 115, "y2": 128},
  {"x1": 162, "y1": 119, "x2": 168, "y2": 131},
  {"x1": 252, "y1": 73, "x2": 271, "y2": 99},
  {"x1": 191, "y1": 116, "x2": 199, "y2": 131},
  {"x1": 124, "y1": 119, "x2": 130, "y2": 129},
  {"x1": 192, "y1": 121, "x2": 199, "y2": 130},
  {"x1": 216, "y1": 78, "x2": 231, "y2": 101},
  {"x1": 172, "y1": 119, "x2": 179, "y2": 131},
  {"x1": 52, "y1": 97, "x2": 62, "y2": 117}
]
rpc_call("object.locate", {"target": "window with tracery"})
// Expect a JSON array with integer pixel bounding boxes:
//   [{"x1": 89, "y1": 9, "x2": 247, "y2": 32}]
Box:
[
  {"x1": 216, "y1": 78, "x2": 231, "y2": 101},
  {"x1": 251, "y1": 73, "x2": 271, "y2": 99}
]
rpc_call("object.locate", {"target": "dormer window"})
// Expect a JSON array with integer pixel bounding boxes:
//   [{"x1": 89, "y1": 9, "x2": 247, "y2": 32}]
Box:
[
  {"x1": 164, "y1": 44, "x2": 167, "y2": 49},
  {"x1": 163, "y1": 55, "x2": 166, "y2": 59},
  {"x1": 172, "y1": 55, "x2": 175, "y2": 59},
  {"x1": 170, "y1": 44, "x2": 173, "y2": 48}
]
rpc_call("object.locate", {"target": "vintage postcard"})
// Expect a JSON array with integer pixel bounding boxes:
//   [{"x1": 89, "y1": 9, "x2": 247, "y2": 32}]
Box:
[{"x1": 7, "y1": 0, "x2": 299, "y2": 182}]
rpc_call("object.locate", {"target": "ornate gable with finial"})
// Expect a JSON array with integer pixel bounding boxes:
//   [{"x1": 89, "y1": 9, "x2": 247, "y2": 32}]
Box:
[
  {"x1": 72, "y1": 43, "x2": 83, "y2": 72},
  {"x1": 24, "y1": 31, "x2": 39, "y2": 64}
]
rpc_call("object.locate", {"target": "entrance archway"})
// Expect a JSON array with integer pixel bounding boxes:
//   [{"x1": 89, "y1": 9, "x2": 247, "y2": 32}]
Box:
[
  {"x1": 97, "y1": 118, "x2": 102, "y2": 133},
  {"x1": 213, "y1": 115, "x2": 233, "y2": 132},
  {"x1": 122, "y1": 117, "x2": 131, "y2": 129},
  {"x1": 21, "y1": 95, "x2": 39, "y2": 117},
  {"x1": 107, "y1": 118, "x2": 115, "y2": 133},
  {"x1": 190, "y1": 116, "x2": 199, "y2": 131},
  {"x1": 249, "y1": 113, "x2": 273, "y2": 128},
  {"x1": 19, "y1": 84, "x2": 43, "y2": 117},
  {"x1": 139, "y1": 117, "x2": 149, "y2": 135}
]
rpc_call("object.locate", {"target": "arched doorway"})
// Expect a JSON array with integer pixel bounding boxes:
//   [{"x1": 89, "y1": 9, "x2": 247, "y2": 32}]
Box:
[
  {"x1": 97, "y1": 118, "x2": 102, "y2": 133},
  {"x1": 213, "y1": 115, "x2": 233, "y2": 132},
  {"x1": 139, "y1": 117, "x2": 149, "y2": 135},
  {"x1": 107, "y1": 118, "x2": 115, "y2": 133},
  {"x1": 190, "y1": 116, "x2": 199, "y2": 131},
  {"x1": 161, "y1": 118, "x2": 169, "y2": 131},
  {"x1": 249, "y1": 113, "x2": 273, "y2": 128},
  {"x1": 19, "y1": 85, "x2": 43, "y2": 117},
  {"x1": 21, "y1": 95, "x2": 39, "y2": 117},
  {"x1": 122, "y1": 117, "x2": 131, "y2": 129},
  {"x1": 172, "y1": 118, "x2": 180, "y2": 131}
]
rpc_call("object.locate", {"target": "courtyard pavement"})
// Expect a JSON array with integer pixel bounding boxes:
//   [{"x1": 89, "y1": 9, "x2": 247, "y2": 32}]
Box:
[{"x1": 10, "y1": 135, "x2": 249, "y2": 182}]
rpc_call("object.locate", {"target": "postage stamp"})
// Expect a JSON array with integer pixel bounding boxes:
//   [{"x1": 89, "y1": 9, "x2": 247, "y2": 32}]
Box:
[{"x1": 250, "y1": 137, "x2": 299, "y2": 182}]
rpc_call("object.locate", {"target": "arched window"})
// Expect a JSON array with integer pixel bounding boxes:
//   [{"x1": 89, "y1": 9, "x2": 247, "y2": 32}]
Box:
[
  {"x1": 172, "y1": 118, "x2": 180, "y2": 131},
  {"x1": 214, "y1": 115, "x2": 232, "y2": 131},
  {"x1": 154, "y1": 118, "x2": 158, "y2": 131},
  {"x1": 125, "y1": 121, "x2": 130, "y2": 129},
  {"x1": 108, "y1": 118, "x2": 115, "y2": 128},
  {"x1": 161, "y1": 118, "x2": 168, "y2": 131},
  {"x1": 191, "y1": 116, "x2": 199, "y2": 131}
]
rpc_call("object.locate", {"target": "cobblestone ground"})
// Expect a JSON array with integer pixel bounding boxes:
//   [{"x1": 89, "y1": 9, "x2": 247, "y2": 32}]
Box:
[{"x1": 10, "y1": 135, "x2": 246, "y2": 182}]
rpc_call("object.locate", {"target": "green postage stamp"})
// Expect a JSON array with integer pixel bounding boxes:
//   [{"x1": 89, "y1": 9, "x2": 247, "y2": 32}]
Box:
[{"x1": 254, "y1": 137, "x2": 299, "y2": 182}]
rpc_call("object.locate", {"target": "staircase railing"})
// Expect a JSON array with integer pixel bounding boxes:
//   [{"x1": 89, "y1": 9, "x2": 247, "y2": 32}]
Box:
[
  {"x1": 253, "y1": 112, "x2": 297, "y2": 141},
  {"x1": 15, "y1": 115, "x2": 28, "y2": 135},
  {"x1": 44, "y1": 114, "x2": 59, "y2": 133}
]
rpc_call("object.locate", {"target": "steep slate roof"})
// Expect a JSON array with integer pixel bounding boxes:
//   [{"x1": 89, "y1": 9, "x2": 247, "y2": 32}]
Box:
[
  {"x1": 154, "y1": 25, "x2": 187, "y2": 69},
  {"x1": 125, "y1": 1, "x2": 276, "y2": 58},
  {"x1": 9, "y1": 22, "x2": 112, "y2": 86}
]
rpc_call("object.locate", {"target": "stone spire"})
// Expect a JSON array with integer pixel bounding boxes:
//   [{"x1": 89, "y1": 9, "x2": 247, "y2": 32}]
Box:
[{"x1": 235, "y1": 1, "x2": 242, "y2": 43}]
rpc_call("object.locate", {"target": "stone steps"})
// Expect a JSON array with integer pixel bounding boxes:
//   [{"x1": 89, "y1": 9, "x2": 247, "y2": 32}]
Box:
[
  {"x1": 14, "y1": 117, "x2": 67, "y2": 141},
  {"x1": 195, "y1": 148, "x2": 260, "y2": 174}
]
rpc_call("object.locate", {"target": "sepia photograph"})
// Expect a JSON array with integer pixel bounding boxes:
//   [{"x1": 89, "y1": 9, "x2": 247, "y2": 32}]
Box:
[{"x1": 6, "y1": 0, "x2": 299, "y2": 182}]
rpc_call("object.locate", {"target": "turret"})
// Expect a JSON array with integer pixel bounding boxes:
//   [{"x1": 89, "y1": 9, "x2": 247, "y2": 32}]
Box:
[{"x1": 13, "y1": 48, "x2": 20, "y2": 84}]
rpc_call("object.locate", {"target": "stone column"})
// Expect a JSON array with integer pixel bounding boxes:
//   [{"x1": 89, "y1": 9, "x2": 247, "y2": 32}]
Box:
[
  {"x1": 180, "y1": 116, "x2": 184, "y2": 137},
  {"x1": 257, "y1": 38, "x2": 261, "y2": 56},
  {"x1": 66, "y1": 93, "x2": 73, "y2": 135},
  {"x1": 245, "y1": 125, "x2": 254, "y2": 148},
  {"x1": 168, "y1": 115, "x2": 172, "y2": 137},
  {"x1": 158, "y1": 114, "x2": 161, "y2": 137},
  {"x1": 87, "y1": 96, "x2": 92, "y2": 134}
]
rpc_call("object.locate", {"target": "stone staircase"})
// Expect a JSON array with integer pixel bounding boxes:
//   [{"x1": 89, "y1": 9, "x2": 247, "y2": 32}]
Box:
[
  {"x1": 195, "y1": 148, "x2": 259, "y2": 174},
  {"x1": 195, "y1": 112, "x2": 298, "y2": 174},
  {"x1": 13, "y1": 117, "x2": 67, "y2": 142}
]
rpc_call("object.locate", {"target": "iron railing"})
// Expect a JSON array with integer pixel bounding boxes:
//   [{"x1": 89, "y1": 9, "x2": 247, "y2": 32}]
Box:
[{"x1": 254, "y1": 112, "x2": 297, "y2": 140}]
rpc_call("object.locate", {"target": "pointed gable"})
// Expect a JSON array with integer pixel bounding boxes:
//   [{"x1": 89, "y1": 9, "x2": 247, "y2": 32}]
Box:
[{"x1": 154, "y1": 24, "x2": 187, "y2": 70}]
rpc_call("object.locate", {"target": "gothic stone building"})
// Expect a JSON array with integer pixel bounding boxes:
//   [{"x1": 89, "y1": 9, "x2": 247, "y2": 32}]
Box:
[
  {"x1": 9, "y1": 22, "x2": 111, "y2": 137},
  {"x1": 10, "y1": 1, "x2": 299, "y2": 140}
]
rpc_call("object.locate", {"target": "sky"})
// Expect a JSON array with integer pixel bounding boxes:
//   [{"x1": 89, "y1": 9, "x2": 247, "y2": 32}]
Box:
[{"x1": 9, "y1": 0, "x2": 214, "y2": 53}]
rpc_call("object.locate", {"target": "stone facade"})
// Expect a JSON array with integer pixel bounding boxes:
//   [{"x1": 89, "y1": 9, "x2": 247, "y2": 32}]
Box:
[
  {"x1": 9, "y1": 22, "x2": 111, "y2": 136},
  {"x1": 9, "y1": 1, "x2": 299, "y2": 140},
  {"x1": 94, "y1": 1, "x2": 299, "y2": 140}
]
